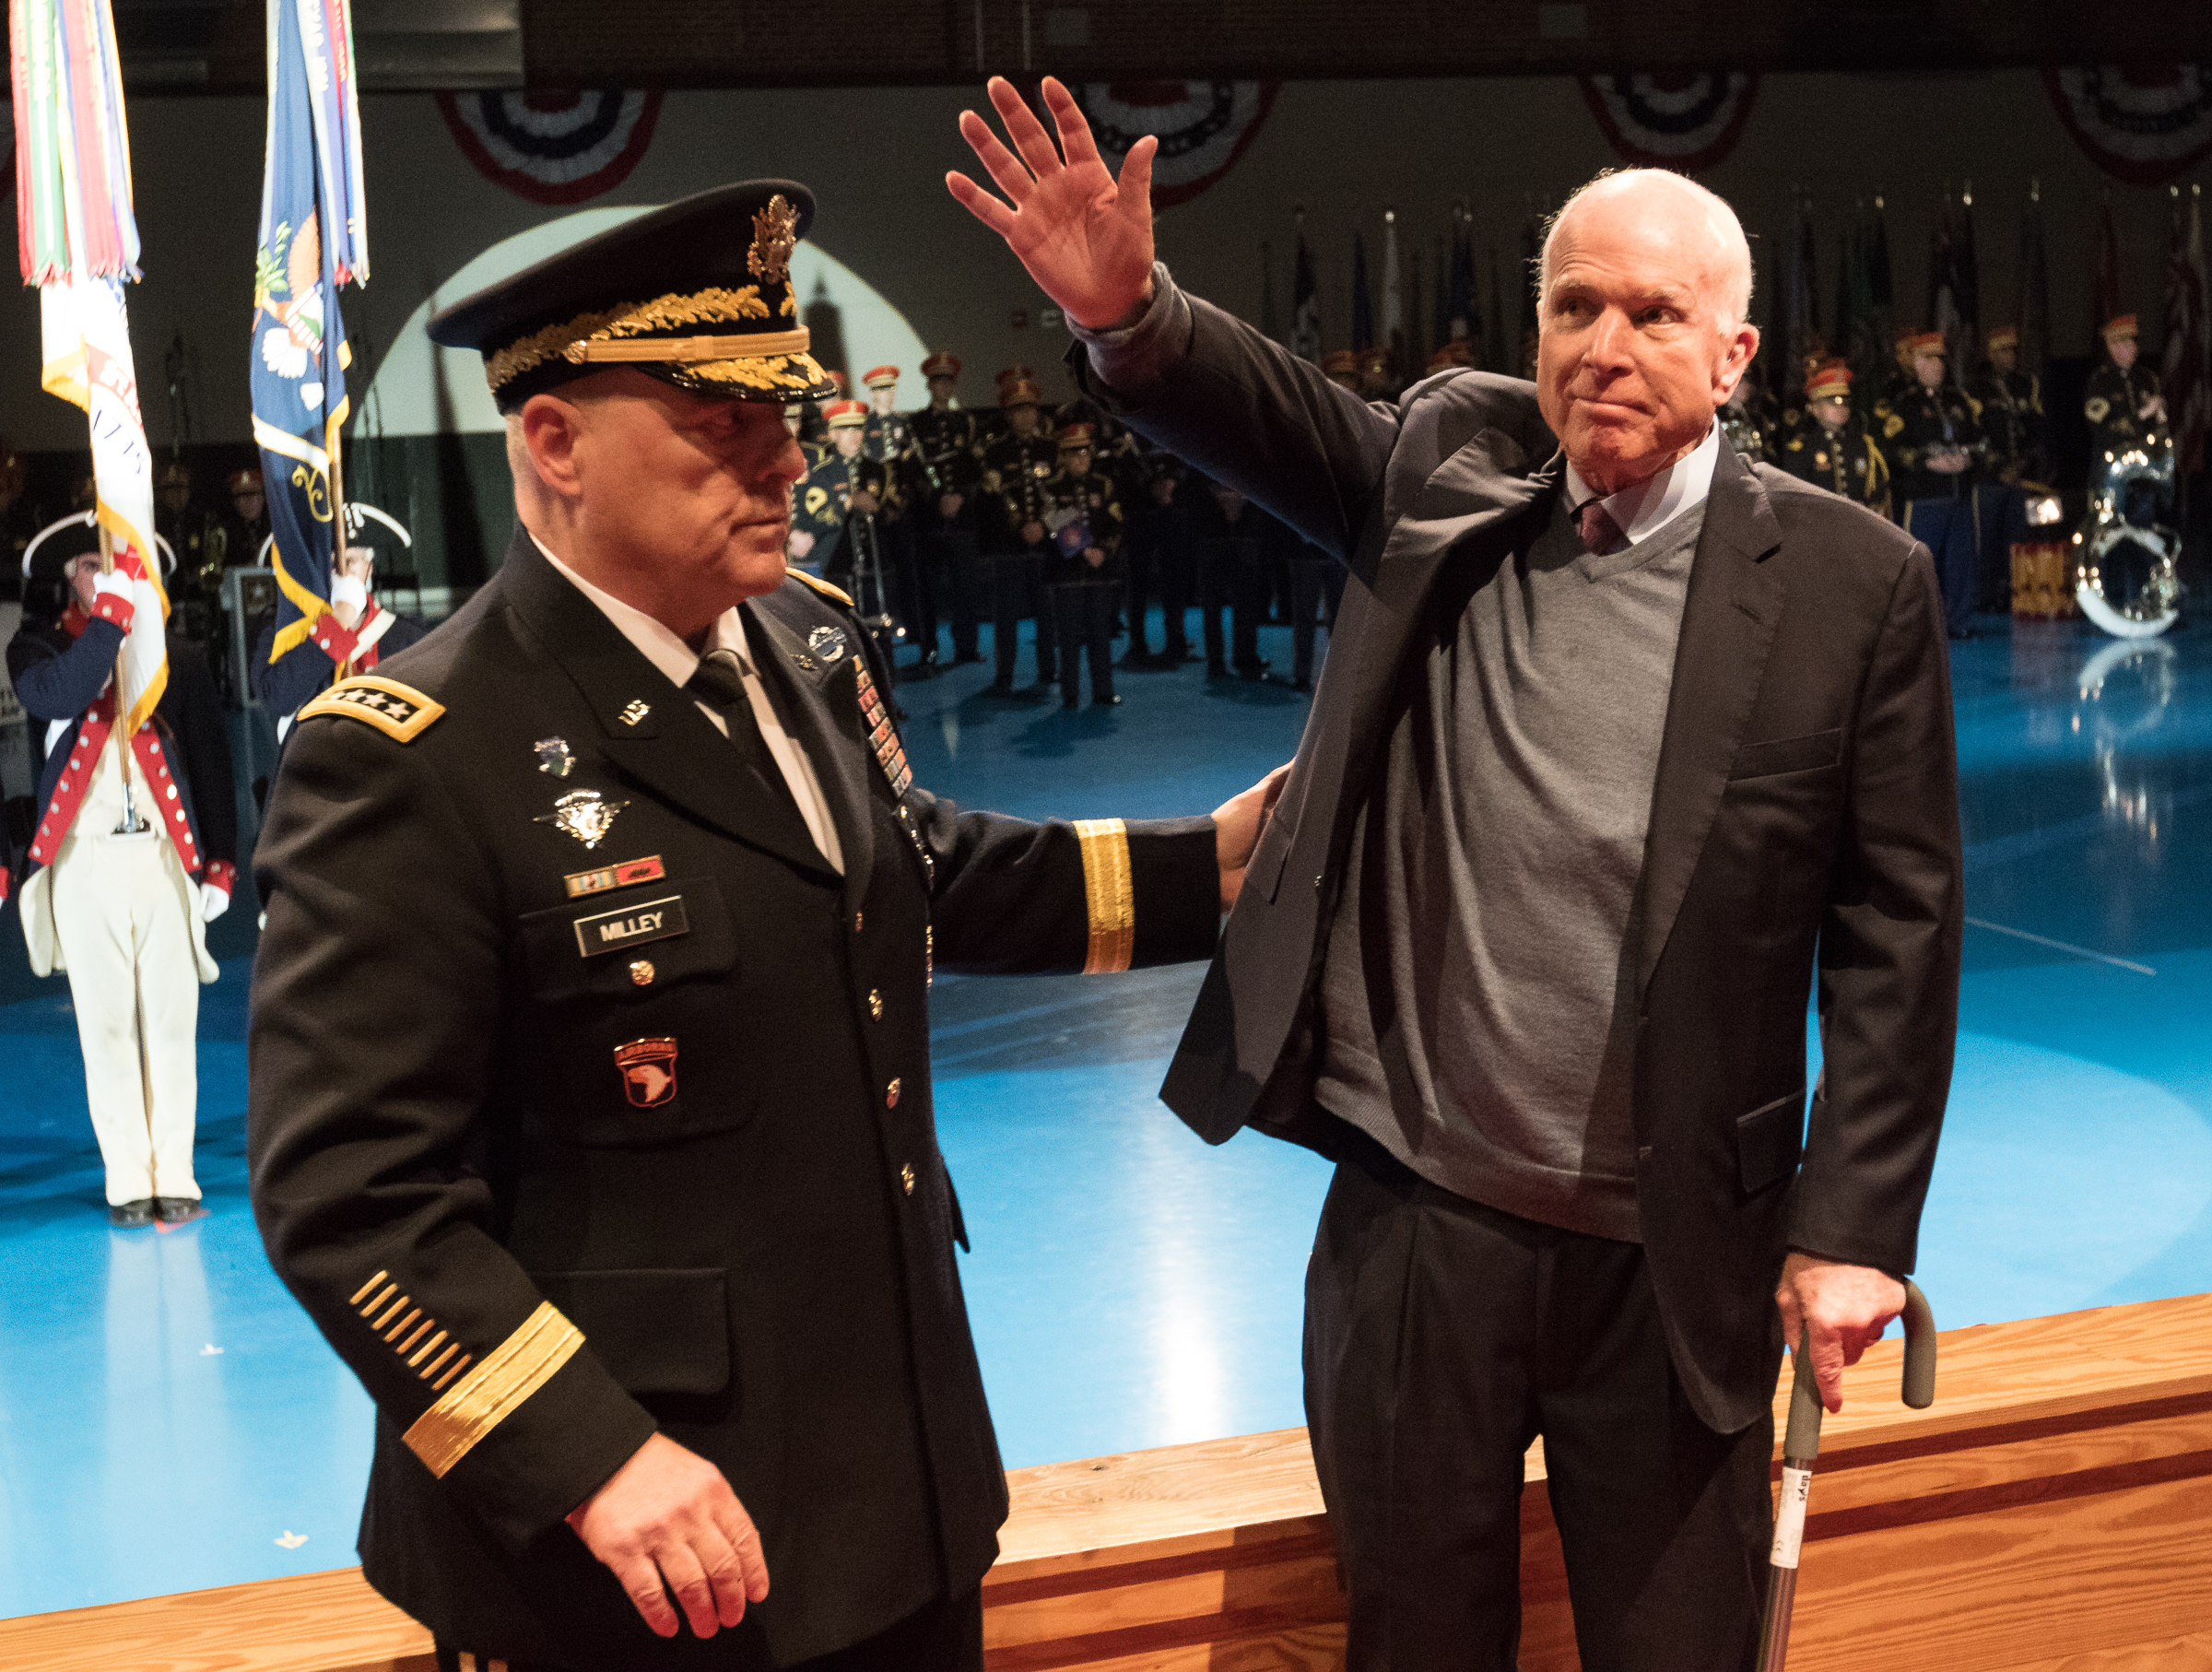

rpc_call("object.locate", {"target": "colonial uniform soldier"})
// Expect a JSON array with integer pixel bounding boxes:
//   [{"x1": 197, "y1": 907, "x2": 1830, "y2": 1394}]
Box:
[
  {"x1": 253, "y1": 543, "x2": 430, "y2": 741},
  {"x1": 1969, "y1": 324, "x2": 2044, "y2": 611},
  {"x1": 979, "y1": 377, "x2": 1059, "y2": 694},
  {"x1": 8, "y1": 537, "x2": 238, "y2": 1225},
  {"x1": 1780, "y1": 361, "x2": 1891, "y2": 517},
  {"x1": 249, "y1": 179, "x2": 1257, "y2": 1672},
  {"x1": 1877, "y1": 330, "x2": 1983, "y2": 640},
  {"x1": 1041, "y1": 422, "x2": 1124, "y2": 709},
  {"x1": 908, "y1": 352, "x2": 986, "y2": 665}
]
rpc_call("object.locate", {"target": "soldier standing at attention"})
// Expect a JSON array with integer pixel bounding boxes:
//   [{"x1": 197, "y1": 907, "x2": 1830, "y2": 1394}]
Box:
[
  {"x1": 1780, "y1": 361, "x2": 1891, "y2": 517},
  {"x1": 1878, "y1": 331, "x2": 1982, "y2": 640},
  {"x1": 908, "y1": 352, "x2": 987, "y2": 665},
  {"x1": 2083, "y1": 313, "x2": 2168, "y2": 500},
  {"x1": 980, "y1": 378, "x2": 1058, "y2": 694},
  {"x1": 249, "y1": 179, "x2": 1274, "y2": 1672},
  {"x1": 787, "y1": 400, "x2": 890, "y2": 595},
  {"x1": 1968, "y1": 324, "x2": 2042, "y2": 612},
  {"x1": 1041, "y1": 422, "x2": 1124, "y2": 710},
  {"x1": 860, "y1": 367, "x2": 935, "y2": 678}
]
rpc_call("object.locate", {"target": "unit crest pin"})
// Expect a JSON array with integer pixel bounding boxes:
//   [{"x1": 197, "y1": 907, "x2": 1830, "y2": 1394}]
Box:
[
  {"x1": 535, "y1": 788, "x2": 629, "y2": 849},
  {"x1": 534, "y1": 737, "x2": 575, "y2": 778}
]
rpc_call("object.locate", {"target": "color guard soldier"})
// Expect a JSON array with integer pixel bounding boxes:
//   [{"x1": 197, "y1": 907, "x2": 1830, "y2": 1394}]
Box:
[
  {"x1": 1877, "y1": 330, "x2": 1983, "y2": 640},
  {"x1": 8, "y1": 536, "x2": 238, "y2": 1225},
  {"x1": 1969, "y1": 324, "x2": 2045, "y2": 611},
  {"x1": 979, "y1": 377, "x2": 1058, "y2": 694},
  {"x1": 1780, "y1": 361, "x2": 1891, "y2": 517},
  {"x1": 909, "y1": 351, "x2": 987, "y2": 665},
  {"x1": 249, "y1": 178, "x2": 1270, "y2": 1672},
  {"x1": 253, "y1": 543, "x2": 430, "y2": 740},
  {"x1": 1041, "y1": 422, "x2": 1124, "y2": 709}
]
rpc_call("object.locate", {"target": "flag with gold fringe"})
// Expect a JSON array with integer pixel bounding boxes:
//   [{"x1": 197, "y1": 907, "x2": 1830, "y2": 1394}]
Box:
[
  {"x1": 253, "y1": 0, "x2": 367, "y2": 665},
  {"x1": 9, "y1": 0, "x2": 165, "y2": 736}
]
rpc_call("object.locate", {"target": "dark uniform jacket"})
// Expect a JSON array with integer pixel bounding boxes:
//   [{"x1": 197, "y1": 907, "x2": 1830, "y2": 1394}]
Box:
[
  {"x1": 253, "y1": 607, "x2": 431, "y2": 724},
  {"x1": 1780, "y1": 418, "x2": 1892, "y2": 517},
  {"x1": 2083, "y1": 360, "x2": 2165, "y2": 456},
  {"x1": 1968, "y1": 364, "x2": 2043, "y2": 481},
  {"x1": 792, "y1": 451, "x2": 890, "y2": 585},
  {"x1": 907, "y1": 407, "x2": 983, "y2": 535},
  {"x1": 1041, "y1": 467, "x2": 1124, "y2": 586},
  {"x1": 247, "y1": 531, "x2": 1219, "y2": 1669},
  {"x1": 980, "y1": 433, "x2": 1057, "y2": 553},
  {"x1": 1072, "y1": 278, "x2": 1961, "y2": 1438},
  {"x1": 1878, "y1": 382, "x2": 1983, "y2": 503}
]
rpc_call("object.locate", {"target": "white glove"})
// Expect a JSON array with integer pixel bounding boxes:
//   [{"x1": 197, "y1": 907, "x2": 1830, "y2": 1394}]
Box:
[
  {"x1": 329, "y1": 573, "x2": 371, "y2": 611},
  {"x1": 199, "y1": 881, "x2": 230, "y2": 924},
  {"x1": 92, "y1": 571, "x2": 133, "y2": 606}
]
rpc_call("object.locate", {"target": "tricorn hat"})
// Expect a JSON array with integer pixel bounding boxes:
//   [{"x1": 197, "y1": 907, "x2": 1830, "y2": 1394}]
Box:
[{"x1": 428, "y1": 180, "x2": 841, "y2": 412}]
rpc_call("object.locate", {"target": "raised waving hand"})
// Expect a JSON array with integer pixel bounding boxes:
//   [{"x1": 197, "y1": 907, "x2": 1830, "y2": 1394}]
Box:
[{"x1": 947, "y1": 76, "x2": 1157, "y2": 330}]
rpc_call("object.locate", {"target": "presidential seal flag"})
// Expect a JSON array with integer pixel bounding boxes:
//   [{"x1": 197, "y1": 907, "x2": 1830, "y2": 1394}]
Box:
[
  {"x1": 9, "y1": 0, "x2": 165, "y2": 738},
  {"x1": 253, "y1": 0, "x2": 368, "y2": 666}
]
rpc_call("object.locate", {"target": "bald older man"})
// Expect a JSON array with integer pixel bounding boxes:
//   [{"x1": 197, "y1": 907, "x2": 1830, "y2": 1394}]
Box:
[{"x1": 953, "y1": 84, "x2": 1960, "y2": 1669}]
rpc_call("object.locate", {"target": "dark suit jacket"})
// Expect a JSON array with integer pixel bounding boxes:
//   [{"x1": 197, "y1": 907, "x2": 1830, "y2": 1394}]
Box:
[
  {"x1": 248, "y1": 530, "x2": 1219, "y2": 1667},
  {"x1": 1074, "y1": 285, "x2": 1962, "y2": 1434}
]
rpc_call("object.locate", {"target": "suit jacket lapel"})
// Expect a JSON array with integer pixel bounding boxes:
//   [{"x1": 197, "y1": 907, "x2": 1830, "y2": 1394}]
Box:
[
  {"x1": 1631, "y1": 446, "x2": 1785, "y2": 994},
  {"x1": 743, "y1": 598, "x2": 877, "y2": 908},
  {"x1": 496, "y1": 531, "x2": 836, "y2": 880}
]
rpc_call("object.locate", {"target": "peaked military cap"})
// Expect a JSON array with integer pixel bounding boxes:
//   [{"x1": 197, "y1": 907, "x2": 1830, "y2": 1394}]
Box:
[{"x1": 428, "y1": 180, "x2": 841, "y2": 411}]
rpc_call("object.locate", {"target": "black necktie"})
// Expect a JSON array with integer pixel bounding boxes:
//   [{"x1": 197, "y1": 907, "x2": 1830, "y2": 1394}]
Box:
[{"x1": 686, "y1": 649, "x2": 795, "y2": 809}]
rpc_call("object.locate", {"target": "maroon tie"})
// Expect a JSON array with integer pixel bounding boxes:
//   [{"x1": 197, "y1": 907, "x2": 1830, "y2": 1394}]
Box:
[{"x1": 1576, "y1": 499, "x2": 1629, "y2": 557}]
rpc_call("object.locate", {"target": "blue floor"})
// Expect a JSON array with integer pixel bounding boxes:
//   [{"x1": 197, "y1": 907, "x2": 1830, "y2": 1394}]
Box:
[{"x1": 4, "y1": 608, "x2": 2210, "y2": 1617}]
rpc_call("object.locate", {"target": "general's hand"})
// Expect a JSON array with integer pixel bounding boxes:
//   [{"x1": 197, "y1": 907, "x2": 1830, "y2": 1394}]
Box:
[
  {"x1": 566, "y1": 1432, "x2": 770, "y2": 1639},
  {"x1": 948, "y1": 77, "x2": 1158, "y2": 330},
  {"x1": 1211, "y1": 762, "x2": 1293, "y2": 914},
  {"x1": 1775, "y1": 1252, "x2": 1907, "y2": 1415}
]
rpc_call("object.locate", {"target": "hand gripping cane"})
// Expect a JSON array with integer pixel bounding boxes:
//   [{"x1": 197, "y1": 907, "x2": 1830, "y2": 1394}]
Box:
[{"x1": 1755, "y1": 1280, "x2": 1936, "y2": 1672}]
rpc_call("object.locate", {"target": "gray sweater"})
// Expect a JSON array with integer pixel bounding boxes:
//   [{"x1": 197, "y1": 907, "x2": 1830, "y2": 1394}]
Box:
[{"x1": 1314, "y1": 489, "x2": 1703, "y2": 1242}]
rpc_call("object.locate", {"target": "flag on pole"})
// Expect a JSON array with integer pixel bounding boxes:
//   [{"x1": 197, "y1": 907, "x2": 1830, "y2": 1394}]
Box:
[
  {"x1": 1446, "y1": 206, "x2": 1477, "y2": 350},
  {"x1": 2089, "y1": 188, "x2": 2122, "y2": 339},
  {"x1": 1955, "y1": 183, "x2": 1981, "y2": 370},
  {"x1": 1927, "y1": 192, "x2": 1963, "y2": 360},
  {"x1": 10, "y1": 0, "x2": 165, "y2": 738},
  {"x1": 1289, "y1": 218, "x2": 1321, "y2": 363},
  {"x1": 1838, "y1": 209, "x2": 1881, "y2": 420},
  {"x1": 1381, "y1": 208, "x2": 1404, "y2": 382},
  {"x1": 1350, "y1": 229, "x2": 1373, "y2": 353},
  {"x1": 253, "y1": 0, "x2": 368, "y2": 665},
  {"x1": 2162, "y1": 183, "x2": 2207, "y2": 480},
  {"x1": 2017, "y1": 182, "x2": 2051, "y2": 375}
]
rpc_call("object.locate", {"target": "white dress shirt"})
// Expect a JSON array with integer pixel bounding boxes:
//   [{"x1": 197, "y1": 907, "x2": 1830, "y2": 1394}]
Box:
[
  {"x1": 1562, "y1": 418, "x2": 1722, "y2": 545},
  {"x1": 534, "y1": 535, "x2": 843, "y2": 874}
]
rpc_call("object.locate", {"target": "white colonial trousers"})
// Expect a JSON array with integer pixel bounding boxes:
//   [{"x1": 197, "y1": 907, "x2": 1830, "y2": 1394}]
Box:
[{"x1": 25, "y1": 734, "x2": 217, "y2": 1205}]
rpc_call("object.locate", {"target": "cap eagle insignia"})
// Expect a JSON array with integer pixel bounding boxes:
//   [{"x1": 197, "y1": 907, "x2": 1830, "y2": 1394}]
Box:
[{"x1": 748, "y1": 195, "x2": 798, "y2": 288}]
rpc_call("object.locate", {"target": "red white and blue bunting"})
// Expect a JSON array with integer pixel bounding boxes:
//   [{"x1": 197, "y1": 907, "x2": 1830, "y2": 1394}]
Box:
[
  {"x1": 1578, "y1": 71, "x2": 1759, "y2": 174},
  {"x1": 435, "y1": 89, "x2": 663, "y2": 206},
  {"x1": 2044, "y1": 65, "x2": 2212, "y2": 188},
  {"x1": 1066, "y1": 81, "x2": 1277, "y2": 209}
]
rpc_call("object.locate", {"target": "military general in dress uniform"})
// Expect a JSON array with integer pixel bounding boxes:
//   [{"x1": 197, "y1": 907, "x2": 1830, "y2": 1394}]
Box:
[
  {"x1": 247, "y1": 181, "x2": 1272, "y2": 1672},
  {"x1": 1780, "y1": 361, "x2": 1890, "y2": 517}
]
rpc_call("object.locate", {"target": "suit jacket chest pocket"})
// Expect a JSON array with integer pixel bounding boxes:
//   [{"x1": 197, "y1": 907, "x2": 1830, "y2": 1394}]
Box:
[{"x1": 515, "y1": 877, "x2": 752, "y2": 1148}]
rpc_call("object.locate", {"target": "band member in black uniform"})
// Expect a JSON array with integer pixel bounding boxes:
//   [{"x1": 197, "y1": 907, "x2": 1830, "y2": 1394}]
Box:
[
  {"x1": 977, "y1": 363, "x2": 1034, "y2": 453},
  {"x1": 1041, "y1": 422, "x2": 1124, "y2": 709},
  {"x1": 2084, "y1": 312, "x2": 2170, "y2": 518},
  {"x1": 909, "y1": 352, "x2": 986, "y2": 665},
  {"x1": 1717, "y1": 380, "x2": 1770, "y2": 464},
  {"x1": 979, "y1": 378, "x2": 1058, "y2": 694},
  {"x1": 1120, "y1": 433, "x2": 1193, "y2": 666},
  {"x1": 1321, "y1": 349, "x2": 1361, "y2": 393},
  {"x1": 1183, "y1": 475, "x2": 1276, "y2": 680},
  {"x1": 1877, "y1": 331, "x2": 1982, "y2": 640},
  {"x1": 249, "y1": 179, "x2": 1271, "y2": 1672},
  {"x1": 1968, "y1": 324, "x2": 2044, "y2": 611},
  {"x1": 1780, "y1": 361, "x2": 1891, "y2": 517},
  {"x1": 859, "y1": 366, "x2": 935, "y2": 677},
  {"x1": 787, "y1": 400, "x2": 891, "y2": 602}
]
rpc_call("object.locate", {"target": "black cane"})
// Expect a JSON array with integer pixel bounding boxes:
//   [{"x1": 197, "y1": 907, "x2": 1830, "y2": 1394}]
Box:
[{"x1": 1755, "y1": 1279, "x2": 1937, "y2": 1672}]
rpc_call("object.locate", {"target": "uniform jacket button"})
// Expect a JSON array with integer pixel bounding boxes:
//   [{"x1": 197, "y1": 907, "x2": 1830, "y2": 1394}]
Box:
[
  {"x1": 900, "y1": 1162, "x2": 915, "y2": 1195},
  {"x1": 868, "y1": 988, "x2": 884, "y2": 1020},
  {"x1": 886, "y1": 1077, "x2": 901, "y2": 1108}
]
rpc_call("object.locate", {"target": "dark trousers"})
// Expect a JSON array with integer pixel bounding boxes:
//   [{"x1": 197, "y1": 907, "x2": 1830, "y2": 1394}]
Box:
[
  {"x1": 1124, "y1": 513, "x2": 1194, "y2": 660},
  {"x1": 1288, "y1": 557, "x2": 1345, "y2": 688},
  {"x1": 991, "y1": 548, "x2": 1055, "y2": 686},
  {"x1": 1971, "y1": 482, "x2": 2030, "y2": 613},
  {"x1": 1196, "y1": 537, "x2": 1264, "y2": 674},
  {"x1": 1305, "y1": 1133, "x2": 1773, "y2": 1672},
  {"x1": 886, "y1": 520, "x2": 937, "y2": 668},
  {"x1": 433, "y1": 1585, "x2": 983, "y2": 1672},
  {"x1": 1905, "y1": 496, "x2": 1978, "y2": 639},
  {"x1": 1051, "y1": 580, "x2": 1118, "y2": 705},
  {"x1": 924, "y1": 528, "x2": 983, "y2": 660}
]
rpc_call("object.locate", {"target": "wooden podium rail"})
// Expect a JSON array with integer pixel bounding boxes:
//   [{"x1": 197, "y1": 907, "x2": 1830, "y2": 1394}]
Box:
[{"x1": 7, "y1": 1293, "x2": 2209, "y2": 1672}]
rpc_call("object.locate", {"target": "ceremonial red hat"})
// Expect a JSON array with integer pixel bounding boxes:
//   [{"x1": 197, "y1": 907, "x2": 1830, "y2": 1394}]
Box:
[
  {"x1": 921, "y1": 351, "x2": 961, "y2": 379},
  {"x1": 995, "y1": 364, "x2": 1034, "y2": 391},
  {"x1": 1905, "y1": 331, "x2": 1947, "y2": 358},
  {"x1": 861, "y1": 364, "x2": 900, "y2": 389},
  {"x1": 2102, "y1": 314, "x2": 2137, "y2": 342},
  {"x1": 1983, "y1": 324, "x2": 2019, "y2": 351},
  {"x1": 1001, "y1": 378, "x2": 1043, "y2": 408},
  {"x1": 1055, "y1": 421, "x2": 1095, "y2": 451},
  {"x1": 1805, "y1": 361, "x2": 1853, "y2": 401},
  {"x1": 822, "y1": 399, "x2": 868, "y2": 428},
  {"x1": 1322, "y1": 348, "x2": 1359, "y2": 374}
]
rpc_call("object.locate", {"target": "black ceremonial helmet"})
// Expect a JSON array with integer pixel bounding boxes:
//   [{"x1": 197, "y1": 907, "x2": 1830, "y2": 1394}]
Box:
[{"x1": 428, "y1": 179, "x2": 843, "y2": 412}]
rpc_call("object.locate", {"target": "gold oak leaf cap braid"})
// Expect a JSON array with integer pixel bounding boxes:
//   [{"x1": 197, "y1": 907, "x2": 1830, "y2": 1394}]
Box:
[
  {"x1": 426, "y1": 180, "x2": 840, "y2": 412},
  {"x1": 402, "y1": 1302, "x2": 585, "y2": 1478},
  {"x1": 1073, "y1": 818, "x2": 1135, "y2": 974}
]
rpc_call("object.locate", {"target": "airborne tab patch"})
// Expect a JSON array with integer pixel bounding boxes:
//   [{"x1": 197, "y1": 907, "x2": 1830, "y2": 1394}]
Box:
[{"x1": 297, "y1": 676, "x2": 445, "y2": 743}]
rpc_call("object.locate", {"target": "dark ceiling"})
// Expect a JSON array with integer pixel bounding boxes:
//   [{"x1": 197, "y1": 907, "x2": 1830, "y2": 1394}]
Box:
[{"x1": 111, "y1": 0, "x2": 2211, "y2": 94}]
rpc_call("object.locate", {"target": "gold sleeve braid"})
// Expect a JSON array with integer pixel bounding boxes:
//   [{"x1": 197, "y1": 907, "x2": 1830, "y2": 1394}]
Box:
[
  {"x1": 401, "y1": 1302, "x2": 586, "y2": 1479},
  {"x1": 1073, "y1": 818, "x2": 1135, "y2": 974}
]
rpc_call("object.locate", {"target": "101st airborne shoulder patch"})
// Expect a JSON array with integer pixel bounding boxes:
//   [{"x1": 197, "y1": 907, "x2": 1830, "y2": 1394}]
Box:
[{"x1": 297, "y1": 676, "x2": 446, "y2": 742}]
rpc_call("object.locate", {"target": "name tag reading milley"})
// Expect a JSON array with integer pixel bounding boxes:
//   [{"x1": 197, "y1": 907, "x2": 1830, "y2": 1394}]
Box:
[{"x1": 572, "y1": 893, "x2": 689, "y2": 958}]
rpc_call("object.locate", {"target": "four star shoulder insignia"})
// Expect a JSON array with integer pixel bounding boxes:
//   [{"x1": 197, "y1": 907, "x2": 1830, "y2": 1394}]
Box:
[{"x1": 296, "y1": 677, "x2": 445, "y2": 743}]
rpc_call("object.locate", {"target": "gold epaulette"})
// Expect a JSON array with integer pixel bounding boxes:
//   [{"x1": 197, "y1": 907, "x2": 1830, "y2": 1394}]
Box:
[
  {"x1": 787, "y1": 568, "x2": 854, "y2": 607},
  {"x1": 296, "y1": 676, "x2": 445, "y2": 743}
]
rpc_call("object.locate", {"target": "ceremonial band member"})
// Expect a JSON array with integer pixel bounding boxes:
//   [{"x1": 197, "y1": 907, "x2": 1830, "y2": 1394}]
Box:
[
  {"x1": 953, "y1": 81, "x2": 1959, "y2": 1671},
  {"x1": 1781, "y1": 361, "x2": 1891, "y2": 517},
  {"x1": 1877, "y1": 331, "x2": 1982, "y2": 641},
  {"x1": 1041, "y1": 422, "x2": 1123, "y2": 709},
  {"x1": 249, "y1": 181, "x2": 1273, "y2": 1672},
  {"x1": 2083, "y1": 313, "x2": 2167, "y2": 461},
  {"x1": 979, "y1": 378, "x2": 1058, "y2": 693},
  {"x1": 9, "y1": 538, "x2": 239, "y2": 1225},
  {"x1": 909, "y1": 351, "x2": 987, "y2": 665}
]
